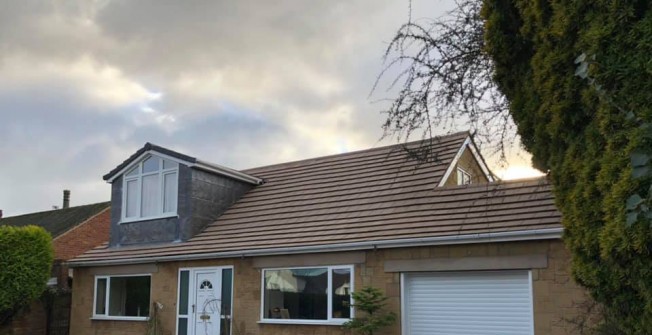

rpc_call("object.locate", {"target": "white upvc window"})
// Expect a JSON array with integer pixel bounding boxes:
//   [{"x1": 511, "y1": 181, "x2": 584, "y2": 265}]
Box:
[
  {"x1": 457, "y1": 167, "x2": 472, "y2": 185},
  {"x1": 122, "y1": 155, "x2": 178, "y2": 222},
  {"x1": 260, "y1": 265, "x2": 354, "y2": 325},
  {"x1": 92, "y1": 274, "x2": 152, "y2": 321}
]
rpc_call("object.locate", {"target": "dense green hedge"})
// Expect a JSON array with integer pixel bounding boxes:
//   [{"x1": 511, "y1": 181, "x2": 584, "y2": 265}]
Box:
[
  {"x1": 482, "y1": 0, "x2": 652, "y2": 333},
  {"x1": 0, "y1": 225, "x2": 53, "y2": 323}
]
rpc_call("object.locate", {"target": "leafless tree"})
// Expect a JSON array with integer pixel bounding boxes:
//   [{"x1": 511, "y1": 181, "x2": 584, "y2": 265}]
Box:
[{"x1": 375, "y1": 0, "x2": 515, "y2": 163}]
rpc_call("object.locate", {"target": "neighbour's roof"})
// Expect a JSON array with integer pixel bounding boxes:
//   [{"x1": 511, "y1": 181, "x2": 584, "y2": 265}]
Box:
[
  {"x1": 71, "y1": 132, "x2": 561, "y2": 265},
  {"x1": 0, "y1": 202, "x2": 110, "y2": 238}
]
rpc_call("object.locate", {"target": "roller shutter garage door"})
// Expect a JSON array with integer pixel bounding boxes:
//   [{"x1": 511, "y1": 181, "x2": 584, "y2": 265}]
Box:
[{"x1": 403, "y1": 271, "x2": 533, "y2": 335}]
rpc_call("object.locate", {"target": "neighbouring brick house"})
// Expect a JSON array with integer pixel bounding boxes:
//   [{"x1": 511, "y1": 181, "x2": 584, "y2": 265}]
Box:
[
  {"x1": 68, "y1": 132, "x2": 587, "y2": 335},
  {"x1": 0, "y1": 195, "x2": 110, "y2": 335}
]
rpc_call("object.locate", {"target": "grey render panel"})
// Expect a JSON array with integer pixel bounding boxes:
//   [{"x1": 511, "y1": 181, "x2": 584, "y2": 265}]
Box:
[
  {"x1": 182, "y1": 168, "x2": 253, "y2": 241},
  {"x1": 109, "y1": 163, "x2": 253, "y2": 247}
]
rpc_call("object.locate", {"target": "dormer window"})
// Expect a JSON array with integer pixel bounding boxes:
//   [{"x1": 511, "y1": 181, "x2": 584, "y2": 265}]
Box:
[
  {"x1": 457, "y1": 167, "x2": 472, "y2": 185},
  {"x1": 122, "y1": 155, "x2": 178, "y2": 222}
]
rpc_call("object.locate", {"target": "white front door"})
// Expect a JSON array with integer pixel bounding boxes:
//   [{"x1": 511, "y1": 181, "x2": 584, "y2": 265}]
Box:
[{"x1": 192, "y1": 269, "x2": 221, "y2": 335}]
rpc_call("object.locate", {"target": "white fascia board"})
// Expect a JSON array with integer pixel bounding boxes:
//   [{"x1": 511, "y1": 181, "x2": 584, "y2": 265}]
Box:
[
  {"x1": 438, "y1": 137, "x2": 471, "y2": 186},
  {"x1": 466, "y1": 138, "x2": 495, "y2": 182},
  {"x1": 192, "y1": 159, "x2": 263, "y2": 185},
  {"x1": 69, "y1": 228, "x2": 563, "y2": 267},
  {"x1": 105, "y1": 150, "x2": 191, "y2": 183},
  {"x1": 106, "y1": 151, "x2": 262, "y2": 185},
  {"x1": 437, "y1": 136, "x2": 495, "y2": 187}
]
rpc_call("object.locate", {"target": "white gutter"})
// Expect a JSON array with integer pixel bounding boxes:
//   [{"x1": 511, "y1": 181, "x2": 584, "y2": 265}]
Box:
[
  {"x1": 192, "y1": 159, "x2": 263, "y2": 185},
  {"x1": 69, "y1": 228, "x2": 563, "y2": 267}
]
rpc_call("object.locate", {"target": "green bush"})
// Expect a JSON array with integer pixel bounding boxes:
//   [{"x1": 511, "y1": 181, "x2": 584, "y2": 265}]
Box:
[
  {"x1": 0, "y1": 225, "x2": 53, "y2": 324},
  {"x1": 482, "y1": 1, "x2": 652, "y2": 333},
  {"x1": 343, "y1": 287, "x2": 396, "y2": 335}
]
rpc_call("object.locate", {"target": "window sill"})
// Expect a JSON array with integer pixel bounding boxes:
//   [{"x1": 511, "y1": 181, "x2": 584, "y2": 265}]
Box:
[
  {"x1": 91, "y1": 316, "x2": 149, "y2": 322},
  {"x1": 119, "y1": 213, "x2": 178, "y2": 224},
  {"x1": 258, "y1": 319, "x2": 350, "y2": 326}
]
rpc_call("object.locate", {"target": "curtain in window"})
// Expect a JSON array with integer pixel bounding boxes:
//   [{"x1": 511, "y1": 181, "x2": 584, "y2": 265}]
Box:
[
  {"x1": 141, "y1": 174, "x2": 160, "y2": 217},
  {"x1": 125, "y1": 180, "x2": 138, "y2": 218},
  {"x1": 163, "y1": 172, "x2": 177, "y2": 213}
]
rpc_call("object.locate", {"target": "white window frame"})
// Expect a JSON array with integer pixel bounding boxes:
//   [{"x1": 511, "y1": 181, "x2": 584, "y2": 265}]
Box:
[
  {"x1": 456, "y1": 167, "x2": 472, "y2": 185},
  {"x1": 259, "y1": 265, "x2": 354, "y2": 325},
  {"x1": 92, "y1": 273, "x2": 152, "y2": 321},
  {"x1": 121, "y1": 154, "x2": 179, "y2": 223}
]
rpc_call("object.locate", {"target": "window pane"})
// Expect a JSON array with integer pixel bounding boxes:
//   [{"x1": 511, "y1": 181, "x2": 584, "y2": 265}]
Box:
[
  {"x1": 179, "y1": 271, "x2": 189, "y2": 315},
  {"x1": 221, "y1": 269, "x2": 233, "y2": 335},
  {"x1": 125, "y1": 180, "x2": 138, "y2": 218},
  {"x1": 141, "y1": 174, "x2": 160, "y2": 217},
  {"x1": 142, "y1": 156, "x2": 159, "y2": 173},
  {"x1": 178, "y1": 318, "x2": 188, "y2": 335},
  {"x1": 163, "y1": 172, "x2": 177, "y2": 213},
  {"x1": 108, "y1": 276, "x2": 151, "y2": 317},
  {"x1": 95, "y1": 278, "x2": 107, "y2": 315},
  {"x1": 332, "y1": 268, "x2": 352, "y2": 319},
  {"x1": 264, "y1": 268, "x2": 328, "y2": 320},
  {"x1": 163, "y1": 159, "x2": 177, "y2": 170},
  {"x1": 126, "y1": 166, "x2": 138, "y2": 177}
]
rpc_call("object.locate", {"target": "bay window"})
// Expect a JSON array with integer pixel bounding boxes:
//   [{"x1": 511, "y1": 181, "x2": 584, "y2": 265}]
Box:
[
  {"x1": 122, "y1": 155, "x2": 178, "y2": 221},
  {"x1": 261, "y1": 265, "x2": 353, "y2": 324}
]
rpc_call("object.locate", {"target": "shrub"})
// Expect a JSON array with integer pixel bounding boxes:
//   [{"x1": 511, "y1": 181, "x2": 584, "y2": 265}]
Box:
[
  {"x1": 0, "y1": 225, "x2": 53, "y2": 324},
  {"x1": 343, "y1": 286, "x2": 396, "y2": 335}
]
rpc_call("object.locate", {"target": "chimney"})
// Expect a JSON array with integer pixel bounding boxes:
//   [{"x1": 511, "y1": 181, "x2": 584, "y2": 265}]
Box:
[{"x1": 63, "y1": 190, "x2": 71, "y2": 209}]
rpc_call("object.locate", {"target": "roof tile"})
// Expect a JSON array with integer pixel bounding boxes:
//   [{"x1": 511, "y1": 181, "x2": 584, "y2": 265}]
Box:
[{"x1": 70, "y1": 132, "x2": 561, "y2": 265}]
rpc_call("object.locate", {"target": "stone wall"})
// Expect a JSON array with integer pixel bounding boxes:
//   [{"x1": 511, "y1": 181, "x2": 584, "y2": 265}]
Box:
[{"x1": 70, "y1": 239, "x2": 586, "y2": 335}]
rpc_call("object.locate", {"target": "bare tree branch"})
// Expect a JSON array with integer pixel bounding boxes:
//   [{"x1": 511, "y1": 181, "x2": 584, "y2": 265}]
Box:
[{"x1": 375, "y1": 0, "x2": 516, "y2": 162}]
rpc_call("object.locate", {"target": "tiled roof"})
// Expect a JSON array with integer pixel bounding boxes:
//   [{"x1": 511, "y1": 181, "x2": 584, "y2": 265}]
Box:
[
  {"x1": 71, "y1": 132, "x2": 561, "y2": 265},
  {"x1": 1, "y1": 202, "x2": 110, "y2": 238}
]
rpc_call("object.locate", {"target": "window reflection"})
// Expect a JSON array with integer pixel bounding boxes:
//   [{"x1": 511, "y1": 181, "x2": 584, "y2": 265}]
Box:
[
  {"x1": 264, "y1": 268, "x2": 328, "y2": 320},
  {"x1": 332, "y1": 268, "x2": 351, "y2": 318},
  {"x1": 263, "y1": 267, "x2": 352, "y2": 321}
]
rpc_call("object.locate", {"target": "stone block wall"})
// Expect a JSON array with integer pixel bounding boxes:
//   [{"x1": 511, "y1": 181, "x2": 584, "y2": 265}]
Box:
[{"x1": 70, "y1": 239, "x2": 586, "y2": 335}]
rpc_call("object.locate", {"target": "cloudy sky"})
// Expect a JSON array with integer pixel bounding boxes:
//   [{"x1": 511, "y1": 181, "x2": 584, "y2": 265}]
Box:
[{"x1": 0, "y1": 0, "x2": 541, "y2": 217}]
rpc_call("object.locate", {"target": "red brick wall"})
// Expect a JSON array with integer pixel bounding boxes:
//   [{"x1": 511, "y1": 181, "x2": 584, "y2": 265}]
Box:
[
  {"x1": 53, "y1": 207, "x2": 110, "y2": 261},
  {"x1": 0, "y1": 301, "x2": 47, "y2": 335}
]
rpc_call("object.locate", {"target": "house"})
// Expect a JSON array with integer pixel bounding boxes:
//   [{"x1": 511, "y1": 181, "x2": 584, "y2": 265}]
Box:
[
  {"x1": 68, "y1": 132, "x2": 586, "y2": 335},
  {"x1": 0, "y1": 194, "x2": 110, "y2": 335}
]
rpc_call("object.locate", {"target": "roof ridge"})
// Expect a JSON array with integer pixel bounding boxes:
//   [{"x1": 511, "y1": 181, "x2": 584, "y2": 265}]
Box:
[
  {"x1": 1, "y1": 201, "x2": 110, "y2": 220},
  {"x1": 242, "y1": 131, "x2": 469, "y2": 173}
]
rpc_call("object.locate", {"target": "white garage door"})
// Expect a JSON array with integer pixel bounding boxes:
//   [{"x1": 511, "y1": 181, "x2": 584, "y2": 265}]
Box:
[{"x1": 403, "y1": 271, "x2": 533, "y2": 335}]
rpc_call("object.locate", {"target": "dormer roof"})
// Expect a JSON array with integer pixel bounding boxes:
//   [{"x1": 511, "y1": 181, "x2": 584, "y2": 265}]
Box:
[{"x1": 103, "y1": 142, "x2": 262, "y2": 185}]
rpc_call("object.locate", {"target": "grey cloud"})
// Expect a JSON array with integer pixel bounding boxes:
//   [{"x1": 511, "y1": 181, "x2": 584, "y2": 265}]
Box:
[{"x1": 0, "y1": 0, "x2": 459, "y2": 216}]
